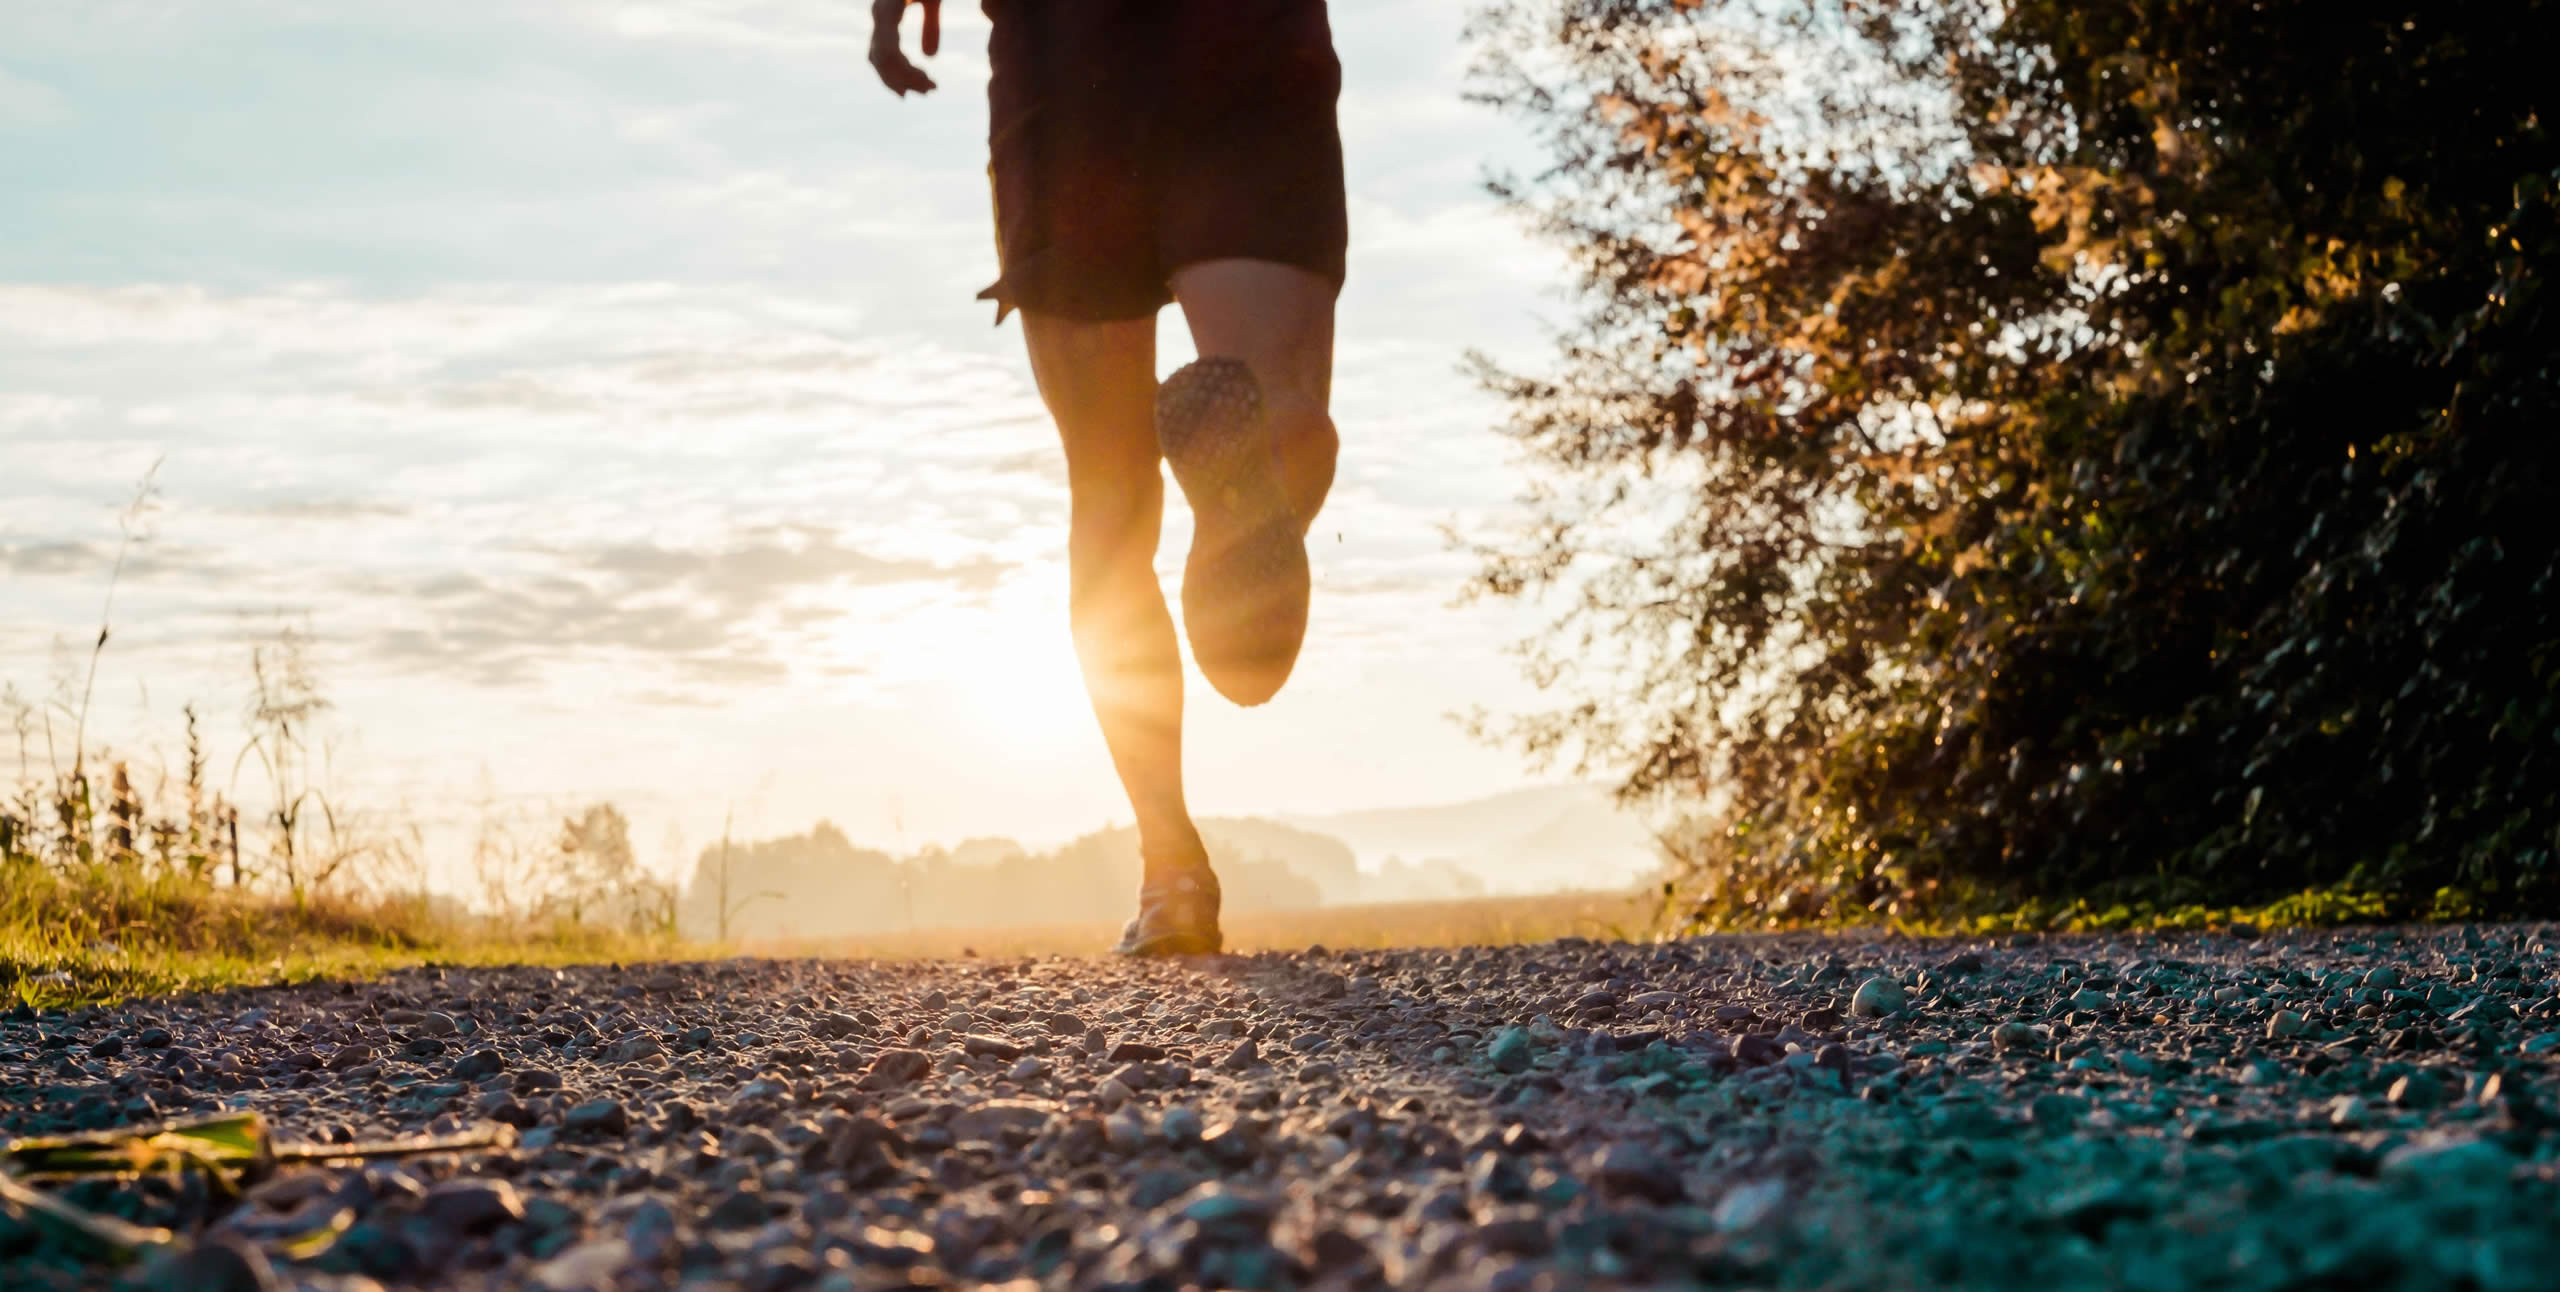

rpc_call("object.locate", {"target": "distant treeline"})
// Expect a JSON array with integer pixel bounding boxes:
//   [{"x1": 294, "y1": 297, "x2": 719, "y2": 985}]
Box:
[{"x1": 675, "y1": 818, "x2": 1485, "y2": 941}]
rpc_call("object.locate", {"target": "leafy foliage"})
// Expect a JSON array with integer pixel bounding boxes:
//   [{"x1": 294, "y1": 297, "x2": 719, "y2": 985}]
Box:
[{"x1": 1468, "y1": 0, "x2": 2560, "y2": 923}]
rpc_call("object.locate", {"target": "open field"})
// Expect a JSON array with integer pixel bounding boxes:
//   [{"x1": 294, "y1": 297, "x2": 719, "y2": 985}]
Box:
[
  {"x1": 747, "y1": 891, "x2": 1662, "y2": 961},
  {"x1": 0, "y1": 872, "x2": 1659, "y2": 1009}
]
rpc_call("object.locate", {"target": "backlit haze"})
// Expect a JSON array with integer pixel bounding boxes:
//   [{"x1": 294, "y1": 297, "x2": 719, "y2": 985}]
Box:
[{"x1": 0, "y1": 1, "x2": 1623, "y2": 894}]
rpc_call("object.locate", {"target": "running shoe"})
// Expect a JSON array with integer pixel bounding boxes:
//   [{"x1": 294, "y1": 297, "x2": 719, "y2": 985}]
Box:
[
  {"x1": 1110, "y1": 862, "x2": 1223, "y2": 957},
  {"x1": 1155, "y1": 357, "x2": 1311, "y2": 707}
]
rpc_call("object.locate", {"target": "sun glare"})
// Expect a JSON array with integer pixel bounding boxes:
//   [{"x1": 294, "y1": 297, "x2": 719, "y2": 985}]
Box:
[{"x1": 886, "y1": 592, "x2": 1098, "y2": 756}]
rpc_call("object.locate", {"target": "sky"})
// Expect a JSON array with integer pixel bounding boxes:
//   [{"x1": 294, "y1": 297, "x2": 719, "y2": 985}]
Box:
[{"x1": 0, "y1": 0, "x2": 1583, "y2": 882}]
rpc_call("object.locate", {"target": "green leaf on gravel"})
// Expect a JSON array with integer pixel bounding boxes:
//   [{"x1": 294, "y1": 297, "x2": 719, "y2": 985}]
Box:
[{"x1": 4, "y1": 1110, "x2": 274, "y2": 1194}]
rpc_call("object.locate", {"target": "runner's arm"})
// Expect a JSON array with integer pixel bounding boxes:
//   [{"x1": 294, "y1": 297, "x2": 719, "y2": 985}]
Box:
[{"x1": 868, "y1": 0, "x2": 941, "y2": 97}]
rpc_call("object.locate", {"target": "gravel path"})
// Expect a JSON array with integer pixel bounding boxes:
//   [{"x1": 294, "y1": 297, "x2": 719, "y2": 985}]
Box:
[{"x1": 5, "y1": 925, "x2": 2559, "y2": 1290}]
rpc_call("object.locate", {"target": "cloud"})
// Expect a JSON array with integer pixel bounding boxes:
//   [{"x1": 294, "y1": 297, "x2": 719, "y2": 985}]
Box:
[
  {"x1": 0, "y1": 68, "x2": 68, "y2": 129},
  {"x1": 572, "y1": 0, "x2": 993, "y2": 57},
  {"x1": 353, "y1": 524, "x2": 1013, "y2": 690},
  {"x1": 0, "y1": 540, "x2": 99, "y2": 578},
  {"x1": 0, "y1": 538, "x2": 233, "y2": 582}
]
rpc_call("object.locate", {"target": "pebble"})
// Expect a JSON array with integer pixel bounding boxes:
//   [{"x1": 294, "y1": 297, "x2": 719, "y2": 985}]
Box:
[
  {"x1": 604, "y1": 1035, "x2": 662, "y2": 1065},
  {"x1": 2379, "y1": 1137, "x2": 2516, "y2": 1186},
  {"x1": 1850, "y1": 976, "x2": 1907, "y2": 1018},
  {"x1": 949, "y1": 1100, "x2": 1054, "y2": 1142},
  {"x1": 1710, "y1": 1179, "x2": 1788, "y2": 1232},
  {"x1": 624, "y1": 1198, "x2": 679, "y2": 1264},
  {"x1": 423, "y1": 1177, "x2": 526, "y2": 1233},
  {"x1": 961, "y1": 1034, "x2": 1022, "y2": 1060},
  {"x1": 6, "y1": 925, "x2": 2552, "y2": 1292},
  {"x1": 706, "y1": 1186, "x2": 770, "y2": 1229},
  {"x1": 563, "y1": 1099, "x2": 630, "y2": 1136},
  {"x1": 860, "y1": 1049, "x2": 932, "y2": 1091},
  {"x1": 1218, "y1": 1039, "x2": 1261, "y2": 1072},
  {"x1": 1591, "y1": 1141, "x2": 1684, "y2": 1202},
  {"x1": 1104, "y1": 1107, "x2": 1149, "y2": 1152},
  {"x1": 1993, "y1": 1021, "x2": 2042, "y2": 1050},
  {"x1": 533, "y1": 1238, "x2": 631, "y2": 1291},
  {"x1": 138, "y1": 1237, "x2": 279, "y2": 1292}
]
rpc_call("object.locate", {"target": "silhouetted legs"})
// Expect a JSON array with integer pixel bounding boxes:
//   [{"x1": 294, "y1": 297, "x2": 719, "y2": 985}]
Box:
[
  {"x1": 1018, "y1": 261, "x2": 1337, "y2": 949},
  {"x1": 1018, "y1": 310, "x2": 1204, "y2": 866}
]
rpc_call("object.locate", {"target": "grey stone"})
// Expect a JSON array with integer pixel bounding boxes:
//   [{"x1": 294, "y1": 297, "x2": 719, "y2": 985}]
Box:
[
  {"x1": 949, "y1": 1099, "x2": 1054, "y2": 1142},
  {"x1": 564, "y1": 1098, "x2": 631, "y2": 1136},
  {"x1": 1850, "y1": 977, "x2": 1907, "y2": 1018},
  {"x1": 1591, "y1": 1141, "x2": 1683, "y2": 1202},
  {"x1": 139, "y1": 1237, "x2": 279, "y2": 1292},
  {"x1": 604, "y1": 1035, "x2": 663, "y2": 1065},
  {"x1": 2380, "y1": 1137, "x2": 2516, "y2": 1186},
  {"x1": 860, "y1": 1049, "x2": 933, "y2": 1091},
  {"x1": 423, "y1": 1177, "x2": 526, "y2": 1233}
]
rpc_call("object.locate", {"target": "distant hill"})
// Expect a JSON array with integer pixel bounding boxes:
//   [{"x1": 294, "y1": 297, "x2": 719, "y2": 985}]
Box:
[
  {"x1": 1281, "y1": 784, "x2": 1660, "y2": 894},
  {"x1": 677, "y1": 819, "x2": 1331, "y2": 942},
  {"x1": 676, "y1": 789, "x2": 1653, "y2": 941}
]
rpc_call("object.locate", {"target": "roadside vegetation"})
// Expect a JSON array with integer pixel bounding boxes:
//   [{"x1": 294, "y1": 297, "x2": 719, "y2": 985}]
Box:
[
  {"x1": 2, "y1": 478, "x2": 678, "y2": 1007},
  {"x1": 1471, "y1": 0, "x2": 2558, "y2": 928}
]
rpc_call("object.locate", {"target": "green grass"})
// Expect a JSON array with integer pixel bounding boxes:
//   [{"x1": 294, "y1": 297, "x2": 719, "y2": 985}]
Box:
[
  {"x1": 1671, "y1": 876, "x2": 2491, "y2": 941},
  {"x1": 0, "y1": 861, "x2": 674, "y2": 1009}
]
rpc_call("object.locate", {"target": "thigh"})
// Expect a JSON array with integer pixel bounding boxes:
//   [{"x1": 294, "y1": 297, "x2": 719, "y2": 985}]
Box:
[
  {"x1": 1171, "y1": 259, "x2": 1337, "y2": 411},
  {"x1": 1020, "y1": 311, "x2": 1161, "y2": 491}
]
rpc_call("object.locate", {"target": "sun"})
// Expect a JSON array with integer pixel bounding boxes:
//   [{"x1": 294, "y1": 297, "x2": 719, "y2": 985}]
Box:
[{"x1": 886, "y1": 590, "x2": 1099, "y2": 757}]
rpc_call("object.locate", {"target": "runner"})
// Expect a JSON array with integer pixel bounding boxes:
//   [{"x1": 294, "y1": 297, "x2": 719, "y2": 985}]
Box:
[{"x1": 868, "y1": 0, "x2": 1347, "y2": 955}]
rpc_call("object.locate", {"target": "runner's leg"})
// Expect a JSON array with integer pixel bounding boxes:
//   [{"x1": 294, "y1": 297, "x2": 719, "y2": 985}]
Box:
[
  {"x1": 1171, "y1": 257, "x2": 1341, "y2": 527},
  {"x1": 1017, "y1": 310, "x2": 1204, "y2": 864}
]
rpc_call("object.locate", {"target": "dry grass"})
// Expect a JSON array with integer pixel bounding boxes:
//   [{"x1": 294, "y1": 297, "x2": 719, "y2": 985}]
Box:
[
  {"x1": 1, "y1": 869, "x2": 1658, "y2": 1007},
  {"x1": 744, "y1": 890, "x2": 1661, "y2": 961},
  {"x1": 0, "y1": 861, "x2": 670, "y2": 1007}
]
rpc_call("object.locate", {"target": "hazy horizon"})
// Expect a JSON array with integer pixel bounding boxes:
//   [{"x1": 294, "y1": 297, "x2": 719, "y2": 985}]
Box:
[{"x1": 1, "y1": 0, "x2": 1586, "y2": 891}]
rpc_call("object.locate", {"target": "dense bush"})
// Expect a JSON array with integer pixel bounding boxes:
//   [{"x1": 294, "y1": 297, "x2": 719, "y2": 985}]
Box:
[{"x1": 1468, "y1": 0, "x2": 2559, "y2": 922}]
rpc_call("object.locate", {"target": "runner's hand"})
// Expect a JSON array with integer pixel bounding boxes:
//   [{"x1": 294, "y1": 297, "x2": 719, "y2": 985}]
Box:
[{"x1": 869, "y1": 0, "x2": 941, "y2": 97}]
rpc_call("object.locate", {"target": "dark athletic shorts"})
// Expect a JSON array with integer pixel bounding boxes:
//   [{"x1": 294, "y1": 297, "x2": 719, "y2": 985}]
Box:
[{"x1": 978, "y1": 0, "x2": 1349, "y2": 323}]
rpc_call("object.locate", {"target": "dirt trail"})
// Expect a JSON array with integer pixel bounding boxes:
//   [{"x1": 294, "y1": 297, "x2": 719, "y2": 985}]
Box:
[{"x1": 4, "y1": 926, "x2": 2558, "y2": 1289}]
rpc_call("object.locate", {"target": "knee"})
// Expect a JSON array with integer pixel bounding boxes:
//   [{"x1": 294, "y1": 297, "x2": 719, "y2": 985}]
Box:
[
  {"x1": 1259, "y1": 387, "x2": 1338, "y2": 516},
  {"x1": 1267, "y1": 391, "x2": 1338, "y2": 459}
]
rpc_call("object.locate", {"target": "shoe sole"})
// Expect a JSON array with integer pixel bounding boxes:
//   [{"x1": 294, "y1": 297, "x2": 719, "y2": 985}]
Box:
[
  {"x1": 1111, "y1": 927, "x2": 1224, "y2": 957},
  {"x1": 1156, "y1": 359, "x2": 1310, "y2": 707}
]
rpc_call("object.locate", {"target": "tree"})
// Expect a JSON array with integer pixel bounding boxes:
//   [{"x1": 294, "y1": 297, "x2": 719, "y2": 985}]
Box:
[
  {"x1": 554, "y1": 802, "x2": 674, "y2": 933},
  {"x1": 1468, "y1": 0, "x2": 2560, "y2": 922}
]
